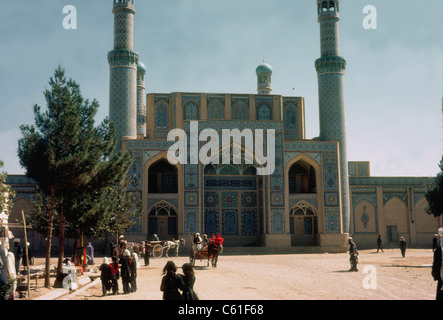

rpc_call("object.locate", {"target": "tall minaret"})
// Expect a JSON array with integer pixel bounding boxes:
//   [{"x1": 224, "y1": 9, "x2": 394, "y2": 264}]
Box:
[
  {"x1": 137, "y1": 61, "x2": 147, "y2": 137},
  {"x1": 108, "y1": 0, "x2": 139, "y2": 151},
  {"x1": 315, "y1": 0, "x2": 350, "y2": 233}
]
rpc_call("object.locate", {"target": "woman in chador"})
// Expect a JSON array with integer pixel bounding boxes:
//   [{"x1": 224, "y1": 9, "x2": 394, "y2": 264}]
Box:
[
  {"x1": 160, "y1": 261, "x2": 184, "y2": 300},
  {"x1": 181, "y1": 263, "x2": 199, "y2": 300}
]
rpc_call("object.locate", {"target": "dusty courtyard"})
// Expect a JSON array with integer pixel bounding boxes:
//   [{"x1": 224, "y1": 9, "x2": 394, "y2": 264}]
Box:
[{"x1": 57, "y1": 248, "x2": 437, "y2": 301}]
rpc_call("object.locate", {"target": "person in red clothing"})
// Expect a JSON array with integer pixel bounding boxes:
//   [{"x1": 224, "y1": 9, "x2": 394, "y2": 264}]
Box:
[{"x1": 109, "y1": 256, "x2": 120, "y2": 295}]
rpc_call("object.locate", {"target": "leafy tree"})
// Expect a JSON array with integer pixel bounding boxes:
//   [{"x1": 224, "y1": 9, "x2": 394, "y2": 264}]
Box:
[
  {"x1": 66, "y1": 180, "x2": 141, "y2": 241},
  {"x1": 425, "y1": 156, "x2": 443, "y2": 217},
  {"x1": 18, "y1": 67, "x2": 132, "y2": 285}
]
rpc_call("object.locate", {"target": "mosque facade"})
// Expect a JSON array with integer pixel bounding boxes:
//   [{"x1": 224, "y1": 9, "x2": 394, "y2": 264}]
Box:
[{"x1": 4, "y1": 0, "x2": 439, "y2": 253}]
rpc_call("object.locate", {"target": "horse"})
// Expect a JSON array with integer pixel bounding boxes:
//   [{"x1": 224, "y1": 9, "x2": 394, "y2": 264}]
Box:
[
  {"x1": 207, "y1": 241, "x2": 223, "y2": 268},
  {"x1": 162, "y1": 239, "x2": 185, "y2": 258}
]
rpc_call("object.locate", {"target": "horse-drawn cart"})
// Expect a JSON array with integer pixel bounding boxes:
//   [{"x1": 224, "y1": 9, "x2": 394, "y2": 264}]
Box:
[
  {"x1": 189, "y1": 234, "x2": 224, "y2": 267},
  {"x1": 147, "y1": 239, "x2": 185, "y2": 258},
  {"x1": 147, "y1": 241, "x2": 164, "y2": 258}
]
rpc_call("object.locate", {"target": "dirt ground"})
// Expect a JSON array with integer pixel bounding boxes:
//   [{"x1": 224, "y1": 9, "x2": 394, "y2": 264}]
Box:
[{"x1": 40, "y1": 248, "x2": 437, "y2": 301}]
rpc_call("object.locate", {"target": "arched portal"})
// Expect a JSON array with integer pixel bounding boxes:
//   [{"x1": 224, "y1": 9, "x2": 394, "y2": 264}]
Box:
[
  {"x1": 148, "y1": 202, "x2": 178, "y2": 240},
  {"x1": 289, "y1": 201, "x2": 318, "y2": 246},
  {"x1": 146, "y1": 158, "x2": 180, "y2": 240},
  {"x1": 202, "y1": 142, "x2": 260, "y2": 245}
]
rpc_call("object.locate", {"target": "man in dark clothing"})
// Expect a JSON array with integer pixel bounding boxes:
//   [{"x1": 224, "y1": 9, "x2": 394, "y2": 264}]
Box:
[
  {"x1": 119, "y1": 250, "x2": 132, "y2": 294},
  {"x1": 348, "y1": 237, "x2": 358, "y2": 272},
  {"x1": 144, "y1": 241, "x2": 150, "y2": 266},
  {"x1": 376, "y1": 235, "x2": 384, "y2": 253}
]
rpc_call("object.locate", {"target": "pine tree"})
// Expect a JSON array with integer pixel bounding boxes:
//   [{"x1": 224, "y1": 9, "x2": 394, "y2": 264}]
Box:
[{"x1": 18, "y1": 67, "x2": 133, "y2": 286}]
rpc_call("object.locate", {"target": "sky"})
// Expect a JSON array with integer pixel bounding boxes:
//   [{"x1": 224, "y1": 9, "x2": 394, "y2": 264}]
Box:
[{"x1": 0, "y1": 0, "x2": 441, "y2": 177}]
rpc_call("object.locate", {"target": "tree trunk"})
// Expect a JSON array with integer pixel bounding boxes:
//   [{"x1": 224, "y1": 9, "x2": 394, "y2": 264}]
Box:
[
  {"x1": 57, "y1": 200, "x2": 66, "y2": 275},
  {"x1": 44, "y1": 186, "x2": 55, "y2": 288}
]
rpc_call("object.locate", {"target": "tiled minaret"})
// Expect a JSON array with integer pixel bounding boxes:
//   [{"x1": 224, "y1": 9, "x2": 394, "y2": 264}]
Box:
[
  {"x1": 315, "y1": 0, "x2": 350, "y2": 233},
  {"x1": 108, "y1": 0, "x2": 139, "y2": 151},
  {"x1": 137, "y1": 61, "x2": 147, "y2": 137}
]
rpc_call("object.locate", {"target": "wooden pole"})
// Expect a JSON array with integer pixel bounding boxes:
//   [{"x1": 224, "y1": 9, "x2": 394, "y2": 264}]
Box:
[{"x1": 21, "y1": 210, "x2": 30, "y2": 298}]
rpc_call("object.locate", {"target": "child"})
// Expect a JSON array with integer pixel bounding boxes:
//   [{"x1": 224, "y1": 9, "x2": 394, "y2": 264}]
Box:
[
  {"x1": 181, "y1": 263, "x2": 199, "y2": 300},
  {"x1": 109, "y1": 256, "x2": 120, "y2": 295},
  {"x1": 99, "y1": 257, "x2": 112, "y2": 296},
  {"x1": 160, "y1": 261, "x2": 184, "y2": 300}
]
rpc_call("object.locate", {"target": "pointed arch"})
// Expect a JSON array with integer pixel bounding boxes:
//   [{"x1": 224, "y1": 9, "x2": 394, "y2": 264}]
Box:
[
  {"x1": 232, "y1": 100, "x2": 249, "y2": 120},
  {"x1": 143, "y1": 152, "x2": 183, "y2": 237},
  {"x1": 183, "y1": 99, "x2": 199, "y2": 120},
  {"x1": 289, "y1": 201, "x2": 317, "y2": 216},
  {"x1": 285, "y1": 153, "x2": 322, "y2": 237},
  {"x1": 289, "y1": 200, "x2": 318, "y2": 244},
  {"x1": 147, "y1": 201, "x2": 178, "y2": 240},
  {"x1": 208, "y1": 100, "x2": 224, "y2": 119},
  {"x1": 256, "y1": 102, "x2": 272, "y2": 120},
  {"x1": 287, "y1": 155, "x2": 319, "y2": 194}
]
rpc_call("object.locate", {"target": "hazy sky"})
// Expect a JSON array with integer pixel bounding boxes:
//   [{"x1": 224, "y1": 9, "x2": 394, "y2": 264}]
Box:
[{"x1": 0, "y1": 0, "x2": 441, "y2": 177}]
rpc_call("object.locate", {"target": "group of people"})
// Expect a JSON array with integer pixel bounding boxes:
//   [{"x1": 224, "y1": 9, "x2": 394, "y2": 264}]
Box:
[
  {"x1": 160, "y1": 261, "x2": 199, "y2": 300},
  {"x1": 99, "y1": 248, "x2": 140, "y2": 296},
  {"x1": 99, "y1": 234, "x2": 199, "y2": 299},
  {"x1": 347, "y1": 235, "x2": 410, "y2": 272}
]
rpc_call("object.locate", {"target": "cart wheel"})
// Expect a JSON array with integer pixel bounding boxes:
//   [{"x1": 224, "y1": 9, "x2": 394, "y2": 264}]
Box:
[{"x1": 152, "y1": 244, "x2": 163, "y2": 258}]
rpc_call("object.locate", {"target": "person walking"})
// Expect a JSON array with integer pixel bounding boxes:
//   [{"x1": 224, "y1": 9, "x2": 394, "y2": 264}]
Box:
[
  {"x1": 376, "y1": 235, "x2": 384, "y2": 253},
  {"x1": 143, "y1": 241, "x2": 150, "y2": 266},
  {"x1": 13, "y1": 239, "x2": 22, "y2": 273},
  {"x1": 99, "y1": 257, "x2": 112, "y2": 296},
  {"x1": 119, "y1": 250, "x2": 132, "y2": 294},
  {"x1": 348, "y1": 237, "x2": 358, "y2": 272},
  {"x1": 399, "y1": 237, "x2": 407, "y2": 258},
  {"x1": 431, "y1": 230, "x2": 443, "y2": 300},
  {"x1": 181, "y1": 263, "x2": 199, "y2": 300},
  {"x1": 160, "y1": 261, "x2": 185, "y2": 300},
  {"x1": 109, "y1": 256, "x2": 120, "y2": 295}
]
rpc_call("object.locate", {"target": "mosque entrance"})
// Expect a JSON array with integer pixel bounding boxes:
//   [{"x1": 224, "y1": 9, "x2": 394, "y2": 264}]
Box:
[
  {"x1": 147, "y1": 159, "x2": 178, "y2": 240},
  {"x1": 288, "y1": 160, "x2": 319, "y2": 246},
  {"x1": 147, "y1": 203, "x2": 177, "y2": 240},
  {"x1": 289, "y1": 202, "x2": 318, "y2": 246},
  {"x1": 203, "y1": 163, "x2": 259, "y2": 246}
]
